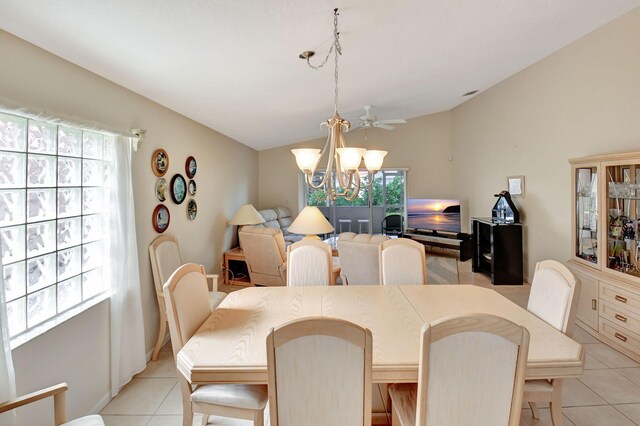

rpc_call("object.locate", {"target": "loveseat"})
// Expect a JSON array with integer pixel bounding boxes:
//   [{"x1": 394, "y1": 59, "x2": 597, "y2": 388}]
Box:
[{"x1": 257, "y1": 206, "x2": 304, "y2": 244}]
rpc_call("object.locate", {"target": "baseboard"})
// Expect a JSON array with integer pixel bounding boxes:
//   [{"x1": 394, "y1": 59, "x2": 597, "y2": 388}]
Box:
[{"x1": 90, "y1": 390, "x2": 113, "y2": 414}]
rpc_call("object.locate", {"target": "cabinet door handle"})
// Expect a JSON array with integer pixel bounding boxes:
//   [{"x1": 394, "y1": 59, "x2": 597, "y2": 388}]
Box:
[
  {"x1": 615, "y1": 332, "x2": 628, "y2": 342},
  {"x1": 615, "y1": 295, "x2": 628, "y2": 303},
  {"x1": 592, "y1": 299, "x2": 597, "y2": 310},
  {"x1": 615, "y1": 314, "x2": 628, "y2": 323}
]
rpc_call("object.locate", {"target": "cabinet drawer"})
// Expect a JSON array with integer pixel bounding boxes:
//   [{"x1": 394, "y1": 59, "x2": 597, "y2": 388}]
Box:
[
  {"x1": 599, "y1": 318, "x2": 640, "y2": 355},
  {"x1": 600, "y1": 281, "x2": 640, "y2": 311},
  {"x1": 600, "y1": 301, "x2": 640, "y2": 335}
]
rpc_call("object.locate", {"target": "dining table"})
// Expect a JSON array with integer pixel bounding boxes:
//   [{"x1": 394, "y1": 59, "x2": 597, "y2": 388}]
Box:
[{"x1": 176, "y1": 284, "x2": 584, "y2": 385}]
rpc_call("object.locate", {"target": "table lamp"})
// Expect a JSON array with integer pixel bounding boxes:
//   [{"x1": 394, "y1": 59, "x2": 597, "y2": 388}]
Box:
[
  {"x1": 287, "y1": 206, "x2": 334, "y2": 240},
  {"x1": 229, "y1": 204, "x2": 265, "y2": 248}
]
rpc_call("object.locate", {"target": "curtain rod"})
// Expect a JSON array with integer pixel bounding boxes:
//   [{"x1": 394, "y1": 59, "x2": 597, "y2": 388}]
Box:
[{"x1": 0, "y1": 100, "x2": 146, "y2": 151}]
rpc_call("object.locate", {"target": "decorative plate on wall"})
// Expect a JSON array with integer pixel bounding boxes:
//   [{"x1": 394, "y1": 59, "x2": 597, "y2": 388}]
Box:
[
  {"x1": 187, "y1": 199, "x2": 197, "y2": 220},
  {"x1": 152, "y1": 149, "x2": 169, "y2": 176},
  {"x1": 170, "y1": 174, "x2": 187, "y2": 204},
  {"x1": 185, "y1": 156, "x2": 197, "y2": 178},
  {"x1": 155, "y1": 178, "x2": 167, "y2": 201},
  {"x1": 188, "y1": 179, "x2": 196, "y2": 196},
  {"x1": 152, "y1": 204, "x2": 170, "y2": 233}
]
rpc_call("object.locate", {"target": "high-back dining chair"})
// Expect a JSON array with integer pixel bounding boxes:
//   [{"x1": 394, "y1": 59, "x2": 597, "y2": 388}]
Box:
[
  {"x1": 338, "y1": 232, "x2": 390, "y2": 285},
  {"x1": 379, "y1": 238, "x2": 427, "y2": 285},
  {"x1": 0, "y1": 383, "x2": 104, "y2": 425},
  {"x1": 164, "y1": 263, "x2": 268, "y2": 426},
  {"x1": 524, "y1": 260, "x2": 581, "y2": 425},
  {"x1": 286, "y1": 239, "x2": 332, "y2": 286},
  {"x1": 266, "y1": 317, "x2": 373, "y2": 426},
  {"x1": 149, "y1": 234, "x2": 226, "y2": 361},
  {"x1": 389, "y1": 314, "x2": 530, "y2": 426}
]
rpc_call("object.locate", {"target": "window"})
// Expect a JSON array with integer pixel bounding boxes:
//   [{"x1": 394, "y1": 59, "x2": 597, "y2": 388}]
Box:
[
  {"x1": 304, "y1": 169, "x2": 407, "y2": 234},
  {"x1": 0, "y1": 112, "x2": 112, "y2": 340}
]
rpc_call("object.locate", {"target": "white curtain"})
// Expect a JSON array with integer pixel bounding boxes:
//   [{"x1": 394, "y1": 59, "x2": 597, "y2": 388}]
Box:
[
  {"x1": 107, "y1": 136, "x2": 146, "y2": 396},
  {"x1": 0, "y1": 246, "x2": 16, "y2": 424}
]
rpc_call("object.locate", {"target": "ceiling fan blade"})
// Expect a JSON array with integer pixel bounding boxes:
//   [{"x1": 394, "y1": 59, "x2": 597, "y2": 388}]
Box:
[
  {"x1": 375, "y1": 124, "x2": 395, "y2": 130},
  {"x1": 376, "y1": 119, "x2": 406, "y2": 125}
]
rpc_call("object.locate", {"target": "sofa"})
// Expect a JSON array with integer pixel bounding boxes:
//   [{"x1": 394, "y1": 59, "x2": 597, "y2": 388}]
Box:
[{"x1": 258, "y1": 206, "x2": 304, "y2": 244}]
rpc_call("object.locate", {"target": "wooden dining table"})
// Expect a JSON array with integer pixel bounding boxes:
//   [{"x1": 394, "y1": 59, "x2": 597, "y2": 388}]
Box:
[{"x1": 176, "y1": 285, "x2": 584, "y2": 385}]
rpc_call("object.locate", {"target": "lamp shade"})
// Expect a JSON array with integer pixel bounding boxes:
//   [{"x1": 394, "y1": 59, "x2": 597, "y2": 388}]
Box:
[
  {"x1": 288, "y1": 206, "x2": 334, "y2": 237},
  {"x1": 291, "y1": 148, "x2": 321, "y2": 173},
  {"x1": 363, "y1": 150, "x2": 387, "y2": 172},
  {"x1": 229, "y1": 204, "x2": 265, "y2": 225},
  {"x1": 336, "y1": 147, "x2": 365, "y2": 171}
]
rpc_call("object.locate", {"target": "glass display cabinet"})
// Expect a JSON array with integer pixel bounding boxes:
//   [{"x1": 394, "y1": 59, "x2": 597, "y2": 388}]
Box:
[
  {"x1": 568, "y1": 152, "x2": 640, "y2": 363},
  {"x1": 605, "y1": 162, "x2": 640, "y2": 277}
]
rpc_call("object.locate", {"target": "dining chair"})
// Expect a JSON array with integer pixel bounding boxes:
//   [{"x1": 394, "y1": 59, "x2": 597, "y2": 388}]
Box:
[
  {"x1": 0, "y1": 382, "x2": 105, "y2": 425},
  {"x1": 266, "y1": 317, "x2": 373, "y2": 426},
  {"x1": 379, "y1": 238, "x2": 427, "y2": 285},
  {"x1": 164, "y1": 263, "x2": 268, "y2": 426},
  {"x1": 523, "y1": 260, "x2": 581, "y2": 425},
  {"x1": 388, "y1": 313, "x2": 530, "y2": 426},
  {"x1": 286, "y1": 239, "x2": 332, "y2": 286},
  {"x1": 338, "y1": 232, "x2": 390, "y2": 285},
  {"x1": 149, "y1": 234, "x2": 227, "y2": 361}
]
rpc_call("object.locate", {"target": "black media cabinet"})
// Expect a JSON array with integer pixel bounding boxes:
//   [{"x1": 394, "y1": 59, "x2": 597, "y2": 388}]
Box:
[
  {"x1": 471, "y1": 217, "x2": 523, "y2": 285},
  {"x1": 402, "y1": 229, "x2": 472, "y2": 262}
]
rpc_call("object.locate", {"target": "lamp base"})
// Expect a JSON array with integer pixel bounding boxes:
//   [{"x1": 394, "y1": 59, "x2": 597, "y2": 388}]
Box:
[{"x1": 303, "y1": 234, "x2": 322, "y2": 240}]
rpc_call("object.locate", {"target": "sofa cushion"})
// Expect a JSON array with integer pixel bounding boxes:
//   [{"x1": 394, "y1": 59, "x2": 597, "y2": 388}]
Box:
[{"x1": 338, "y1": 232, "x2": 390, "y2": 285}]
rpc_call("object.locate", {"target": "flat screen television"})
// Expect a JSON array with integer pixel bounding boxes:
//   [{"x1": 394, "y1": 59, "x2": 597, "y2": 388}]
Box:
[{"x1": 407, "y1": 199, "x2": 461, "y2": 233}]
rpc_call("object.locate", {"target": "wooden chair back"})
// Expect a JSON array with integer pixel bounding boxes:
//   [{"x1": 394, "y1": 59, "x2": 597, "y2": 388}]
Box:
[
  {"x1": 266, "y1": 317, "x2": 373, "y2": 426},
  {"x1": 286, "y1": 239, "x2": 332, "y2": 286},
  {"x1": 163, "y1": 263, "x2": 212, "y2": 354},
  {"x1": 379, "y1": 238, "x2": 427, "y2": 285},
  {"x1": 415, "y1": 314, "x2": 529, "y2": 426},
  {"x1": 527, "y1": 260, "x2": 582, "y2": 336},
  {"x1": 149, "y1": 234, "x2": 182, "y2": 296}
]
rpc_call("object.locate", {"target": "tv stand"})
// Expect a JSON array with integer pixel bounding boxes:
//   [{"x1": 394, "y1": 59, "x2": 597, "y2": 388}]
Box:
[{"x1": 402, "y1": 229, "x2": 472, "y2": 262}]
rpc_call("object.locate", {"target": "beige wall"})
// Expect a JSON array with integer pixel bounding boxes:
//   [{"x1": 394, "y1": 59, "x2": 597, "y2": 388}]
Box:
[
  {"x1": 0, "y1": 29, "x2": 258, "y2": 421},
  {"x1": 452, "y1": 6, "x2": 640, "y2": 281},
  {"x1": 258, "y1": 111, "x2": 454, "y2": 213}
]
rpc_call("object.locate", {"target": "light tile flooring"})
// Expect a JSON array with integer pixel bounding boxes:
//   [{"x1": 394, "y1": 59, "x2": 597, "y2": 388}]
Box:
[{"x1": 101, "y1": 250, "x2": 640, "y2": 425}]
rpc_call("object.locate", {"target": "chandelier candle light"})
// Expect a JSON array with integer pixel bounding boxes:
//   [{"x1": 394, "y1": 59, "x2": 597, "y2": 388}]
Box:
[{"x1": 293, "y1": 9, "x2": 387, "y2": 201}]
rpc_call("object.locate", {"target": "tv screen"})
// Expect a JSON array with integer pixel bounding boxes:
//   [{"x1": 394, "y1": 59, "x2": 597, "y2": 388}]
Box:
[{"x1": 407, "y1": 199, "x2": 461, "y2": 233}]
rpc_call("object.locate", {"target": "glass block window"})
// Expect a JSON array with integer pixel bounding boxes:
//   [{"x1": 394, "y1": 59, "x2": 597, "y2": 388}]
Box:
[{"x1": 0, "y1": 111, "x2": 112, "y2": 338}]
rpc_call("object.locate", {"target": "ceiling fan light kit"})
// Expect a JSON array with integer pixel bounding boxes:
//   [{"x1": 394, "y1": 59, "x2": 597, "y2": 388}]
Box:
[{"x1": 292, "y1": 8, "x2": 388, "y2": 201}]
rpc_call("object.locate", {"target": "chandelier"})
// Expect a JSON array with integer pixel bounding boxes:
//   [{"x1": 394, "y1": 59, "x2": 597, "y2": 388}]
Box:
[{"x1": 292, "y1": 9, "x2": 387, "y2": 201}]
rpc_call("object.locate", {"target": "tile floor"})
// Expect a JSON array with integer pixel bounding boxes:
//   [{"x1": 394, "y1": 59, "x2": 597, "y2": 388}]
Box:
[{"x1": 100, "y1": 250, "x2": 640, "y2": 425}]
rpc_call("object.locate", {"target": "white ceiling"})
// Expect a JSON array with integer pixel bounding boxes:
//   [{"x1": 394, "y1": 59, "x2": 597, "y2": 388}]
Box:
[{"x1": 0, "y1": 1, "x2": 639, "y2": 151}]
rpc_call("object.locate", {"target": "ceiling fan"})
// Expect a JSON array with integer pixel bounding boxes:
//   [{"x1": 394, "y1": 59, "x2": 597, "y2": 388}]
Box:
[{"x1": 349, "y1": 105, "x2": 407, "y2": 131}]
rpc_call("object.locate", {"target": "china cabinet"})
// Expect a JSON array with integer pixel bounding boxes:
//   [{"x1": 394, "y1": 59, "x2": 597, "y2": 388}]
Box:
[{"x1": 568, "y1": 151, "x2": 640, "y2": 361}]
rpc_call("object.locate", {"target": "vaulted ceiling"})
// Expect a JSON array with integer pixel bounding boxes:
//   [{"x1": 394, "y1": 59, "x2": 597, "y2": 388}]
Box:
[{"x1": 1, "y1": 0, "x2": 638, "y2": 150}]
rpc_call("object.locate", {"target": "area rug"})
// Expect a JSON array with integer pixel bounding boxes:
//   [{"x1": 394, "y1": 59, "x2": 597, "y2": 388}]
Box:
[{"x1": 426, "y1": 256, "x2": 459, "y2": 284}]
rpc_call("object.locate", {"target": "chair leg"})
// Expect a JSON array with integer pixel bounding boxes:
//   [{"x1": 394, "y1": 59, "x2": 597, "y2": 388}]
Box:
[
  {"x1": 550, "y1": 380, "x2": 564, "y2": 426},
  {"x1": 178, "y1": 377, "x2": 194, "y2": 426},
  {"x1": 152, "y1": 316, "x2": 167, "y2": 362},
  {"x1": 528, "y1": 401, "x2": 540, "y2": 420},
  {"x1": 254, "y1": 409, "x2": 264, "y2": 426},
  {"x1": 201, "y1": 414, "x2": 209, "y2": 425}
]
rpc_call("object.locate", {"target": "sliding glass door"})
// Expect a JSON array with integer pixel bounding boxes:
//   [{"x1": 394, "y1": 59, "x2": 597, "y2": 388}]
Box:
[{"x1": 304, "y1": 169, "x2": 407, "y2": 235}]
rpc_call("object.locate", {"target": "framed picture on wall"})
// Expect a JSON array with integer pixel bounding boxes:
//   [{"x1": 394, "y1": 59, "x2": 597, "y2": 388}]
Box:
[
  {"x1": 152, "y1": 204, "x2": 170, "y2": 233},
  {"x1": 171, "y1": 174, "x2": 187, "y2": 204},
  {"x1": 185, "y1": 156, "x2": 197, "y2": 178},
  {"x1": 507, "y1": 176, "x2": 525, "y2": 197},
  {"x1": 152, "y1": 149, "x2": 169, "y2": 176}
]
